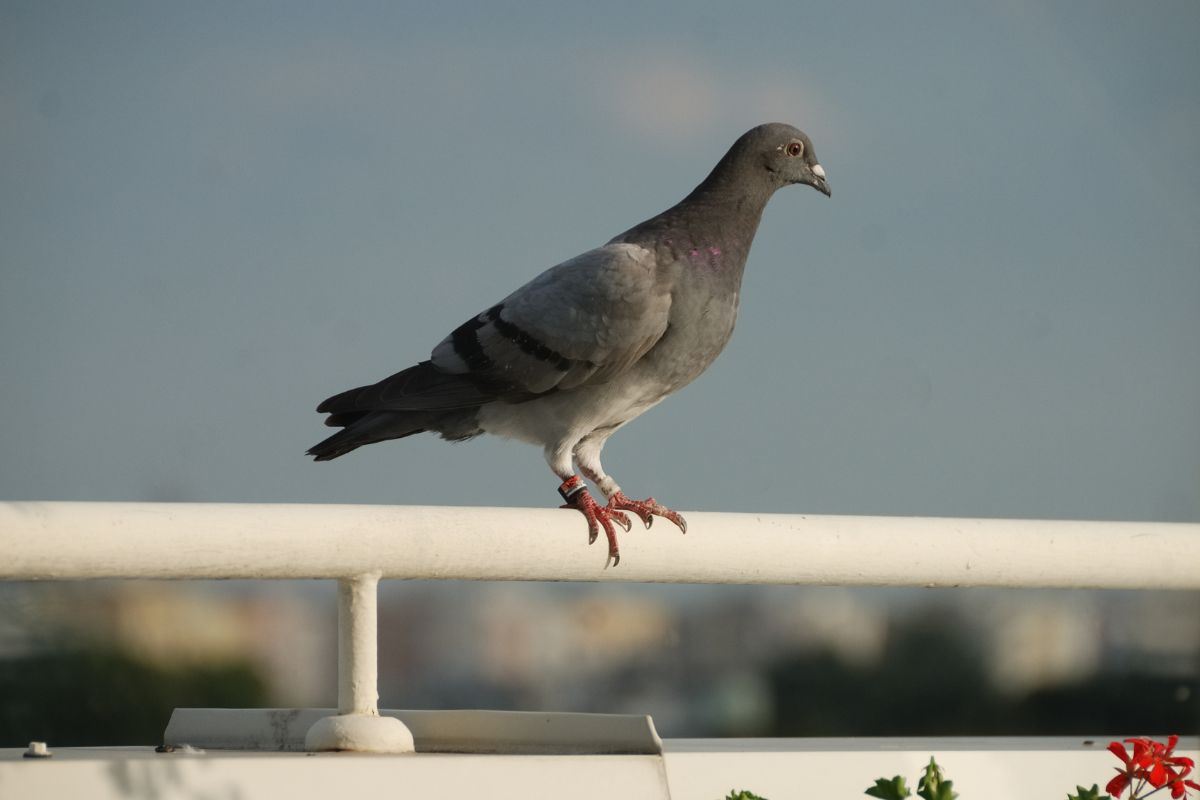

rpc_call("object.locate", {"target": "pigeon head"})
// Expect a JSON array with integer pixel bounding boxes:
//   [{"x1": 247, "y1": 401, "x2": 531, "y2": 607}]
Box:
[{"x1": 710, "y1": 123, "x2": 831, "y2": 198}]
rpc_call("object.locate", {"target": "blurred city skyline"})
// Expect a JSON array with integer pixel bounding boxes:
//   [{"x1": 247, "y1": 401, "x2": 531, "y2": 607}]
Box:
[{"x1": 4, "y1": 579, "x2": 1196, "y2": 740}]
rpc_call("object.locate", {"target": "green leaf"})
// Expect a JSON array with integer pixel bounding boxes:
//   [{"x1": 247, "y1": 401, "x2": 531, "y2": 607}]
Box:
[
  {"x1": 865, "y1": 776, "x2": 911, "y2": 799},
  {"x1": 1067, "y1": 785, "x2": 1112, "y2": 800},
  {"x1": 916, "y1": 757, "x2": 958, "y2": 800},
  {"x1": 724, "y1": 791, "x2": 768, "y2": 800}
]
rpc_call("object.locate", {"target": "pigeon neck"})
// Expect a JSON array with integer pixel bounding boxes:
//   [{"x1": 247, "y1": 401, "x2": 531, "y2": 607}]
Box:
[
  {"x1": 613, "y1": 170, "x2": 775, "y2": 269},
  {"x1": 679, "y1": 176, "x2": 773, "y2": 232},
  {"x1": 661, "y1": 176, "x2": 774, "y2": 260}
]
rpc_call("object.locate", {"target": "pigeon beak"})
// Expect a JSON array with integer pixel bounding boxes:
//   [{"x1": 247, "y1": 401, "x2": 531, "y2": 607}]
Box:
[{"x1": 807, "y1": 163, "x2": 831, "y2": 197}]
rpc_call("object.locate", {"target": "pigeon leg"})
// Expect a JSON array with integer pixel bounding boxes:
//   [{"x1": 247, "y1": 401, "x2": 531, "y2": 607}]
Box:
[
  {"x1": 547, "y1": 443, "x2": 629, "y2": 566},
  {"x1": 573, "y1": 434, "x2": 622, "y2": 497},
  {"x1": 573, "y1": 434, "x2": 687, "y2": 534},
  {"x1": 557, "y1": 476, "x2": 631, "y2": 567}
]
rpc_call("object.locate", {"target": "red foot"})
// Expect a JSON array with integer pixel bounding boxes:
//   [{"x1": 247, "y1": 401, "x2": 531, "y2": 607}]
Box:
[
  {"x1": 558, "y1": 477, "x2": 631, "y2": 567},
  {"x1": 607, "y1": 492, "x2": 688, "y2": 534}
]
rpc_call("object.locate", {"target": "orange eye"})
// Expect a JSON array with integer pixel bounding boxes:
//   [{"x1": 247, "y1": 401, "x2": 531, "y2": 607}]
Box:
[{"x1": 785, "y1": 141, "x2": 804, "y2": 157}]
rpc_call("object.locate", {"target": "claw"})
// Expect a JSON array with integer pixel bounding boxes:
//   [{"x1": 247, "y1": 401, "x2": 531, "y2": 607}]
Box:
[
  {"x1": 607, "y1": 492, "x2": 687, "y2": 534},
  {"x1": 618, "y1": 501, "x2": 655, "y2": 529},
  {"x1": 559, "y1": 478, "x2": 626, "y2": 565}
]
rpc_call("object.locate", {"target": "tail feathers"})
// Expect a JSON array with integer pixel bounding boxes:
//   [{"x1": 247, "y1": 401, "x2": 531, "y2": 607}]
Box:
[
  {"x1": 306, "y1": 412, "x2": 426, "y2": 461},
  {"x1": 310, "y1": 361, "x2": 497, "y2": 460},
  {"x1": 316, "y1": 360, "x2": 498, "y2": 416},
  {"x1": 322, "y1": 411, "x2": 369, "y2": 428}
]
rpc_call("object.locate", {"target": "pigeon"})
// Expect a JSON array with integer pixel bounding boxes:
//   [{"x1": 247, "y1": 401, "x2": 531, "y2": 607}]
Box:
[{"x1": 309, "y1": 122, "x2": 830, "y2": 566}]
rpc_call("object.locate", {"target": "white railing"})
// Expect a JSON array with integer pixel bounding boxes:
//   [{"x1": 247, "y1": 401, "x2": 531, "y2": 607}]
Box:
[
  {"x1": 5, "y1": 501, "x2": 1198, "y2": 586},
  {"x1": 2, "y1": 501, "x2": 1198, "y2": 752}
]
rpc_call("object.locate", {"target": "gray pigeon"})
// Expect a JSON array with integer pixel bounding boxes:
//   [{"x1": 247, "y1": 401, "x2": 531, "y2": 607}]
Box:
[{"x1": 309, "y1": 123, "x2": 830, "y2": 565}]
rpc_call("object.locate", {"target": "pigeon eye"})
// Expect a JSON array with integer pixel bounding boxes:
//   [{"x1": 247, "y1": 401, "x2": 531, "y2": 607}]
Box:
[{"x1": 785, "y1": 141, "x2": 804, "y2": 157}]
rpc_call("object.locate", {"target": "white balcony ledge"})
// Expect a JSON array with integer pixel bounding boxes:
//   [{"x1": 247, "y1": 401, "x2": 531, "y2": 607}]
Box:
[
  {"x1": 3, "y1": 737, "x2": 1197, "y2": 800},
  {"x1": 164, "y1": 708, "x2": 664, "y2": 754}
]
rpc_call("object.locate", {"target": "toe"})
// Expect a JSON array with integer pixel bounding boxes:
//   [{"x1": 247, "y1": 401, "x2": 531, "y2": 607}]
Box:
[
  {"x1": 608, "y1": 493, "x2": 654, "y2": 529},
  {"x1": 598, "y1": 517, "x2": 622, "y2": 568},
  {"x1": 627, "y1": 505, "x2": 655, "y2": 529}
]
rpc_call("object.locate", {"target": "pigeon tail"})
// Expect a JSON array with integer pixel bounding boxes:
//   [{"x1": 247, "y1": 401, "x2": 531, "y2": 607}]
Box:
[
  {"x1": 309, "y1": 361, "x2": 496, "y2": 459},
  {"x1": 306, "y1": 412, "x2": 427, "y2": 461}
]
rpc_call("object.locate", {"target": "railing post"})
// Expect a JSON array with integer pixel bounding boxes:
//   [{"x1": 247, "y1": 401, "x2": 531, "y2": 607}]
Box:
[{"x1": 304, "y1": 573, "x2": 414, "y2": 753}]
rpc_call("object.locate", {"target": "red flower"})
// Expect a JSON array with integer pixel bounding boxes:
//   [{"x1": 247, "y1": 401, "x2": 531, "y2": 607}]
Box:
[
  {"x1": 1107, "y1": 740, "x2": 1144, "y2": 797},
  {"x1": 1107, "y1": 736, "x2": 1198, "y2": 799},
  {"x1": 1106, "y1": 771, "x2": 1133, "y2": 797}
]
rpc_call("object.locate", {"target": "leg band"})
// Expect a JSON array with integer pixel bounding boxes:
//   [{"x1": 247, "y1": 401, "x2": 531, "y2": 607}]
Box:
[{"x1": 557, "y1": 475, "x2": 587, "y2": 502}]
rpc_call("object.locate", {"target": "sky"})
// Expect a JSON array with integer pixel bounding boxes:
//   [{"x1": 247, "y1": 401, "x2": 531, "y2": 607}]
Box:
[{"x1": 2, "y1": 1, "x2": 1198, "y2": 526}]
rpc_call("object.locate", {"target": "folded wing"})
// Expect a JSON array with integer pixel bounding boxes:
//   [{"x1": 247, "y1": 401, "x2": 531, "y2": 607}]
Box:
[{"x1": 430, "y1": 242, "x2": 672, "y2": 395}]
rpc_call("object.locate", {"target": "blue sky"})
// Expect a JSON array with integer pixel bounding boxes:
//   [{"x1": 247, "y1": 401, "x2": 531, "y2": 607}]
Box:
[{"x1": 2, "y1": 1, "x2": 1198, "y2": 526}]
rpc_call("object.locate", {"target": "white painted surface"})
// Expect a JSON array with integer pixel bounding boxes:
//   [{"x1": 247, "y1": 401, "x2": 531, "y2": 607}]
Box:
[
  {"x1": 0, "y1": 747, "x2": 671, "y2": 799},
  {"x1": 23, "y1": 741, "x2": 51, "y2": 759},
  {"x1": 662, "y1": 737, "x2": 1200, "y2": 800},
  {"x1": 303, "y1": 713, "x2": 413, "y2": 754},
  {"x1": 303, "y1": 575, "x2": 416, "y2": 753},
  {"x1": 2, "y1": 739, "x2": 1194, "y2": 800},
  {"x1": 2, "y1": 501, "x2": 1197, "y2": 587},
  {"x1": 167, "y1": 708, "x2": 664, "y2": 754},
  {"x1": 338, "y1": 575, "x2": 380, "y2": 716}
]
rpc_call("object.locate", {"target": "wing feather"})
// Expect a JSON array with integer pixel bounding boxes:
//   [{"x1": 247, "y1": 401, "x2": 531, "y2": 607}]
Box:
[{"x1": 431, "y1": 243, "x2": 671, "y2": 395}]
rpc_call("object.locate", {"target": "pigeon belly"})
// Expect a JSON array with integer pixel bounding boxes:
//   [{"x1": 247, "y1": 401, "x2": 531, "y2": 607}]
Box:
[{"x1": 475, "y1": 369, "x2": 670, "y2": 448}]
